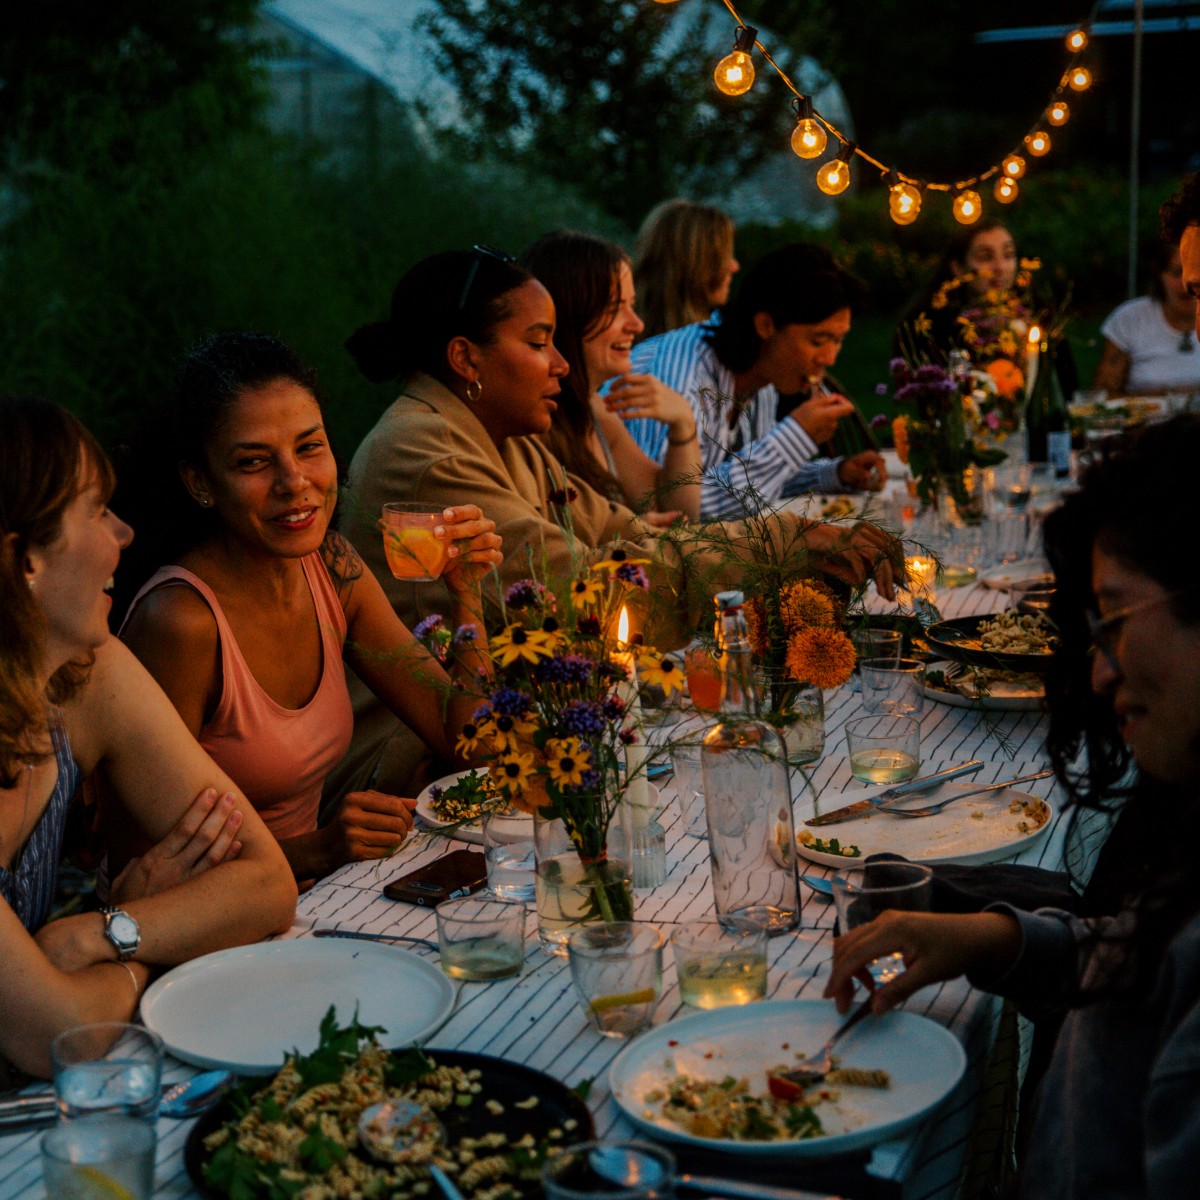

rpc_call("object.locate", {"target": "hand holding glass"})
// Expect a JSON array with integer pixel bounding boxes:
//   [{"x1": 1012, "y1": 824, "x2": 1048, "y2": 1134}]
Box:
[{"x1": 833, "y1": 862, "x2": 933, "y2": 984}]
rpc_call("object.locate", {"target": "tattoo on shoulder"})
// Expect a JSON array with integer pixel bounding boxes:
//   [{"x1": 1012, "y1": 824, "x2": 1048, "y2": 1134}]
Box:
[{"x1": 321, "y1": 531, "x2": 365, "y2": 587}]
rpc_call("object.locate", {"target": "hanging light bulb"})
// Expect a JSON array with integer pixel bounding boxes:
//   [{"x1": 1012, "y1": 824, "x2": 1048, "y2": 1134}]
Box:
[
  {"x1": 1066, "y1": 28, "x2": 1088, "y2": 52},
  {"x1": 1002, "y1": 154, "x2": 1026, "y2": 180},
  {"x1": 816, "y1": 143, "x2": 855, "y2": 196},
  {"x1": 994, "y1": 176, "x2": 1019, "y2": 204},
  {"x1": 789, "y1": 96, "x2": 827, "y2": 159},
  {"x1": 1068, "y1": 66, "x2": 1092, "y2": 91},
  {"x1": 886, "y1": 171, "x2": 922, "y2": 225},
  {"x1": 1048, "y1": 100, "x2": 1070, "y2": 126},
  {"x1": 1025, "y1": 130, "x2": 1051, "y2": 157},
  {"x1": 952, "y1": 189, "x2": 983, "y2": 225},
  {"x1": 714, "y1": 26, "x2": 757, "y2": 96}
]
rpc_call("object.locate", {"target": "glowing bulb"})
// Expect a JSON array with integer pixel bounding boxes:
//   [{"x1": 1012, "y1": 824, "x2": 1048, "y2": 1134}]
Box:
[
  {"x1": 715, "y1": 50, "x2": 755, "y2": 95},
  {"x1": 1068, "y1": 67, "x2": 1092, "y2": 91},
  {"x1": 1028, "y1": 325, "x2": 1042, "y2": 346},
  {"x1": 816, "y1": 158, "x2": 851, "y2": 196},
  {"x1": 1025, "y1": 130, "x2": 1051, "y2": 157},
  {"x1": 1002, "y1": 154, "x2": 1026, "y2": 180},
  {"x1": 791, "y1": 118, "x2": 828, "y2": 159},
  {"x1": 888, "y1": 181, "x2": 922, "y2": 225},
  {"x1": 994, "y1": 176, "x2": 1019, "y2": 204},
  {"x1": 952, "y1": 190, "x2": 982, "y2": 225},
  {"x1": 1048, "y1": 100, "x2": 1069, "y2": 126},
  {"x1": 1066, "y1": 28, "x2": 1088, "y2": 52}
]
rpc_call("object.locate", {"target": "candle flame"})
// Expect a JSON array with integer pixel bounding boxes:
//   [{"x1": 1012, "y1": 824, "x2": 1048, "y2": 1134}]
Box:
[
  {"x1": 617, "y1": 605, "x2": 630, "y2": 647},
  {"x1": 1028, "y1": 325, "x2": 1042, "y2": 345}
]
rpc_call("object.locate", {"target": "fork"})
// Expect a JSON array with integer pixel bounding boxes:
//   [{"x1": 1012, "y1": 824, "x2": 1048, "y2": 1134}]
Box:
[
  {"x1": 878, "y1": 769, "x2": 1053, "y2": 818},
  {"x1": 778, "y1": 995, "x2": 875, "y2": 1085}
]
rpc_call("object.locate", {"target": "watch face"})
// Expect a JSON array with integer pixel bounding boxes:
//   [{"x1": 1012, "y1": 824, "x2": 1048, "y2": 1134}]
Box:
[{"x1": 109, "y1": 912, "x2": 139, "y2": 947}]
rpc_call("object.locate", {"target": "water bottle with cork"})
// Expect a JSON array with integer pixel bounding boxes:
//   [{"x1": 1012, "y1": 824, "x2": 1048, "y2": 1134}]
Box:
[{"x1": 701, "y1": 590, "x2": 801, "y2": 934}]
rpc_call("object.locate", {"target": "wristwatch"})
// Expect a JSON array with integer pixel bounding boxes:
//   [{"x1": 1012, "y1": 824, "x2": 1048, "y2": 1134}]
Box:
[{"x1": 99, "y1": 906, "x2": 141, "y2": 961}]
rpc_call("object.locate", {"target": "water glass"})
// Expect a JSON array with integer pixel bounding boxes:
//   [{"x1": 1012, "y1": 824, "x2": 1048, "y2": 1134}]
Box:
[
  {"x1": 832, "y1": 862, "x2": 933, "y2": 984},
  {"x1": 630, "y1": 819, "x2": 667, "y2": 889},
  {"x1": 435, "y1": 896, "x2": 526, "y2": 981},
  {"x1": 668, "y1": 742, "x2": 706, "y2": 838},
  {"x1": 42, "y1": 1115, "x2": 156, "y2": 1200},
  {"x1": 844, "y1": 715, "x2": 921, "y2": 784},
  {"x1": 542, "y1": 1140, "x2": 676, "y2": 1200},
  {"x1": 670, "y1": 919, "x2": 768, "y2": 1009},
  {"x1": 567, "y1": 923, "x2": 664, "y2": 1038},
  {"x1": 860, "y1": 658, "x2": 926, "y2": 717},
  {"x1": 851, "y1": 627, "x2": 902, "y2": 666},
  {"x1": 482, "y1": 810, "x2": 535, "y2": 901},
  {"x1": 51, "y1": 1024, "x2": 163, "y2": 1123}
]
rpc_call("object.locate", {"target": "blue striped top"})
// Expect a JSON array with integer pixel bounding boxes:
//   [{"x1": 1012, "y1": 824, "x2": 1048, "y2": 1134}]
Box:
[
  {"x1": 623, "y1": 322, "x2": 845, "y2": 518},
  {"x1": 1, "y1": 715, "x2": 79, "y2": 932}
]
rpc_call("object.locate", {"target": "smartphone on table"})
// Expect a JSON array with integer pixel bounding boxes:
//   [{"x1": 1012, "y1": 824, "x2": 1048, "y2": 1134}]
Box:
[{"x1": 383, "y1": 849, "x2": 488, "y2": 907}]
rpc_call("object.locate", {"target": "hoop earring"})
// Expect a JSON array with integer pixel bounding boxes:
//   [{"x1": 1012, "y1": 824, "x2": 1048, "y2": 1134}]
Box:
[{"x1": 465, "y1": 379, "x2": 483, "y2": 403}]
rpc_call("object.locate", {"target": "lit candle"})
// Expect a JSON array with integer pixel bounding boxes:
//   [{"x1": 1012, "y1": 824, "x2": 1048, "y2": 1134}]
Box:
[
  {"x1": 905, "y1": 555, "x2": 938, "y2": 596},
  {"x1": 615, "y1": 606, "x2": 650, "y2": 829},
  {"x1": 1025, "y1": 325, "x2": 1042, "y2": 397}
]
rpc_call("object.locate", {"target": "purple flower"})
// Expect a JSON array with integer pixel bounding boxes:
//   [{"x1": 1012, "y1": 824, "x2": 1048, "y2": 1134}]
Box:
[
  {"x1": 559, "y1": 699, "x2": 606, "y2": 737},
  {"x1": 895, "y1": 383, "x2": 922, "y2": 405},
  {"x1": 619, "y1": 727, "x2": 638, "y2": 746},
  {"x1": 578, "y1": 767, "x2": 602, "y2": 792},
  {"x1": 504, "y1": 578, "x2": 546, "y2": 609},
  {"x1": 889, "y1": 357, "x2": 910, "y2": 382},
  {"x1": 914, "y1": 363, "x2": 949, "y2": 384},
  {"x1": 488, "y1": 686, "x2": 531, "y2": 716},
  {"x1": 453, "y1": 624, "x2": 477, "y2": 645},
  {"x1": 413, "y1": 614, "x2": 444, "y2": 640},
  {"x1": 429, "y1": 785, "x2": 443, "y2": 800},
  {"x1": 985, "y1": 411, "x2": 1001, "y2": 430},
  {"x1": 874, "y1": 382, "x2": 889, "y2": 396},
  {"x1": 472, "y1": 703, "x2": 493, "y2": 723},
  {"x1": 615, "y1": 562, "x2": 649, "y2": 589},
  {"x1": 602, "y1": 695, "x2": 625, "y2": 721},
  {"x1": 870, "y1": 412, "x2": 891, "y2": 429},
  {"x1": 533, "y1": 654, "x2": 596, "y2": 684}
]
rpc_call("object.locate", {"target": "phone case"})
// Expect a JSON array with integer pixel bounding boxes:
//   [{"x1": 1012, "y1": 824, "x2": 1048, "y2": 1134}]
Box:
[{"x1": 383, "y1": 849, "x2": 488, "y2": 907}]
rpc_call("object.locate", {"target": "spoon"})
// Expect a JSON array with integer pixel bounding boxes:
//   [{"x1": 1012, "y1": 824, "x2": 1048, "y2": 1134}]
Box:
[
  {"x1": 159, "y1": 1069, "x2": 235, "y2": 1118},
  {"x1": 587, "y1": 1144, "x2": 844, "y2": 1200},
  {"x1": 358, "y1": 1100, "x2": 464, "y2": 1200},
  {"x1": 799, "y1": 875, "x2": 833, "y2": 900}
]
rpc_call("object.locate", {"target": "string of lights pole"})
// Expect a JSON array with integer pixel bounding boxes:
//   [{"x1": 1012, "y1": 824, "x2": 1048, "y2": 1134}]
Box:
[{"x1": 653, "y1": 0, "x2": 1102, "y2": 227}]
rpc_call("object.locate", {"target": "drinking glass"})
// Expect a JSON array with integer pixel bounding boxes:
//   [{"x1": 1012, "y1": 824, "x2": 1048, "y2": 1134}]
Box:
[
  {"x1": 850, "y1": 628, "x2": 902, "y2": 693},
  {"x1": 683, "y1": 646, "x2": 722, "y2": 713},
  {"x1": 542, "y1": 1140, "x2": 676, "y2": 1200},
  {"x1": 567, "y1": 922, "x2": 664, "y2": 1038},
  {"x1": 844, "y1": 715, "x2": 921, "y2": 784},
  {"x1": 435, "y1": 896, "x2": 526, "y2": 981},
  {"x1": 481, "y1": 810, "x2": 536, "y2": 902},
  {"x1": 380, "y1": 502, "x2": 451, "y2": 582},
  {"x1": 670, "y1": 919, "x2": 768, "y2": 1009},
  {"x1": 51, "y1": 1024, "x2": 163, "y2": 1123},
  {"x1": 832, "y1": 862, "x2": 933, "y2": 984},
  {"x1": 860, "y1": 658, "x2": 926, "y2": 717},
  {"x1": 42, "y1": 1115, "x2": 156, "y2": 1200},
  {"x1": 986, "y1": 463, "x2": 1034, "y2": 564},
  {"x1": 668, "y1": 742, "x2": 706, "y2": 839}
]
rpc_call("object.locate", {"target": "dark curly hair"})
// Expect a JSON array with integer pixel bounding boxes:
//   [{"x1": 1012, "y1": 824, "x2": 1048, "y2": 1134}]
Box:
[{"x1": 1160, "y1": 171, "x2": 1200, "y2": 246}]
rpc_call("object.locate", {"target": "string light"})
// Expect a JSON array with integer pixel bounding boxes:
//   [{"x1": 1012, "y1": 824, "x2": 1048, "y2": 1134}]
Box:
[
  {"x1": 714, "y1": 26, "x2": 757, "y2": 96},
  {"x1": 994, "y1": 176, "x2": 1019, "y2": 204},
  {"x1": 1066, "y1": 28, "x2": 1088, "y2": 52},
  {"x1": 1025, "y1": 130, "x2": 1051, "y2": 157},
  {"x1": 789, "y1": 96, "x2": 827, "y2": 159},
  {"x1": 952, "y1": 189, "x2": 983, "y2": 225},
  {"x1": 1048, "y1": 100, "x2": 1070, "y2": 126},
  {"x1": 1002, "y1": 154, "x2": 1027, "y2": 180},
  {"x1": 886, "y1": 171, "x2": 922, "y2": 225},
  {"x1": 1068, "y1": 66, "x2": 1092, "y2": 91},
  {"x1": 816, "y1": 143, "x2": 854, "y2": 195}
]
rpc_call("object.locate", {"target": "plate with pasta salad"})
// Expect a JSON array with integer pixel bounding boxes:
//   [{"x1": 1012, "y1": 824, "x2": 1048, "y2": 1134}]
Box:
[
  {"x1": 416, "y1": 768, "x2": 516, "y2": 844},
  {"x1": 924, "y1": 610, "x2": 1058, "y2": 674},
  {"x1": 609, "y1": 999, "x2": 965, "y2": 1157},
  {"x1": 186, "y1": 1010, "x2": 594, "y2": 1200}
]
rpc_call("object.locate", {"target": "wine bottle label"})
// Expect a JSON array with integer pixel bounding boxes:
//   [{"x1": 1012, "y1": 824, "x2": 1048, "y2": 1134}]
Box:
[{"x1": 1048, "y1": 429, "x2": 1071, "y2": 477}]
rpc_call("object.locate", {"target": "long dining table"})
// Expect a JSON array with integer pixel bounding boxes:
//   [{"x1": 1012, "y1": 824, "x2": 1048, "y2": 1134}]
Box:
[{"x1": 0, "y1": 570, "x2": 1107, "y2": 1200}]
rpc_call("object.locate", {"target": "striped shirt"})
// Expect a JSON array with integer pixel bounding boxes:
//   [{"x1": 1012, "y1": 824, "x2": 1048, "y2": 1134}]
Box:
[
  {"x1": 0, "y1": 714, "x2": 78, "y2": 932},
  {"x1": 624, "y1": 322, "x2": 844, "y2": 518}
]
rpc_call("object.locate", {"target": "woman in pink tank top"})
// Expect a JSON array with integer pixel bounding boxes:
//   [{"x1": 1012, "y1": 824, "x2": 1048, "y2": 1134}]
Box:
[{"x1": 120, "y1": 334, "x2": 502, "y2": 882}]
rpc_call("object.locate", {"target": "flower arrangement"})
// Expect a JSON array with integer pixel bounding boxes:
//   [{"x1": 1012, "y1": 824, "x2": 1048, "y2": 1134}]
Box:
[{"x1": 415, "y1": 548, "x2": 681, "y2": 926}]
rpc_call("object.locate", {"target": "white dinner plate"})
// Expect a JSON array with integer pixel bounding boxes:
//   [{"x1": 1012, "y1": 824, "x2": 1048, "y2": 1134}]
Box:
[
  {"x1": 925, "y1": 662, "x2": 1044, "y2": 713},
  {"x1": 140, "y1": 939, "x2": 456, "y2": 1075},
  {"x1": 978, "y1": 559, "x2": 1051, "y2": 590},
  {"x1": 609, "y1": 999, "x2": 965, "y2": 1157},
  {"x1": 796, "y1": 780, "x2": 1052, "y2": 868},
  {"x1": 416, "y1": 769, "x2": 497, "y2": 844}
]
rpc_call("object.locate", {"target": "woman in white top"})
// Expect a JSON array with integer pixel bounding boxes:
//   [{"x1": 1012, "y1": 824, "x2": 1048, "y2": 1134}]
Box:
[{"x1": 1093, "y1": 242, "x2": 1199, "y2": 396}]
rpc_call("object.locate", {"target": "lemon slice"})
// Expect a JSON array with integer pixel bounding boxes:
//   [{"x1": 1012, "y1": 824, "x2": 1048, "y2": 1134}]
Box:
[
  {"x1": 588, "y1": 988, "x2": 656, "y2": 1013},
  {"x1": 67, "y1": 1166, "x2": 137, "y2": 1200}
]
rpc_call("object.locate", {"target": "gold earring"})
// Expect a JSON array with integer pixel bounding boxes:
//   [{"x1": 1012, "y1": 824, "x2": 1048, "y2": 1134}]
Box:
[{"x1": 465, "y1": 379, "x2": 482, "y2": 403}]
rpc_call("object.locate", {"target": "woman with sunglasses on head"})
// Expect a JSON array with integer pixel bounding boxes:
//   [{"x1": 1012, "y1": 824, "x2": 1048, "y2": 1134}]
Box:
[
  {"x1": 520, "y1": 229, "x2": 701, "y2": 524},
  {"x1": 118, "y1": 334, "x2": 501, "y2": 883},
  {"x1": 0, "y1": 394, "x2": 296, "y2": 1078},
  {"x1": 330, "y1": 246, "x2": 902, "y2": 801}
]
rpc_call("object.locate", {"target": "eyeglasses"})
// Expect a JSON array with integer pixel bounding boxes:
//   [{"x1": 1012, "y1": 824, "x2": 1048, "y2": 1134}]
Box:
[
  {"x1": 457, "y1": 244, "x2": 516, "y2": 314},
  {"x1": 1086, "y1": 588, "x2": 1192, "y2": 671}
]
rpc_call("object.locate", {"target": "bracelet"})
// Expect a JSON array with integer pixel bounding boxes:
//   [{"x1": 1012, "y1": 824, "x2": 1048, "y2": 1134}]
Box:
[
  {"x1": 667, "y1": 427, "x2": 698, "y2": 446},
  {"x1": 110, "y1": 960, "x2": 140, "y2": 999}
]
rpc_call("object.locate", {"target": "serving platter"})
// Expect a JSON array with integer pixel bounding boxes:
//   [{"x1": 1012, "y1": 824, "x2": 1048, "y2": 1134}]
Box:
[{"x1": 924, "y1": 615, "x2": 1055, "y2": 674}]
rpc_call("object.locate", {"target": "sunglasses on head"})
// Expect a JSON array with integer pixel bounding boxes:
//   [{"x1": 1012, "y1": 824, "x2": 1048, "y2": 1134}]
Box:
[{"x1": 458, "y1": 244, "x2": 516, "y2": 314}]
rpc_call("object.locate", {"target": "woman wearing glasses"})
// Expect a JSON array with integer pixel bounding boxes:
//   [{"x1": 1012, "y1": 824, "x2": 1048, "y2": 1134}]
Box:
[
  {"x1": 331, "y1": 246, "x2": 902, "y2": 801},
  {"x1": 826, "y1": 413, "x2": 1200, "y2": 1196}
]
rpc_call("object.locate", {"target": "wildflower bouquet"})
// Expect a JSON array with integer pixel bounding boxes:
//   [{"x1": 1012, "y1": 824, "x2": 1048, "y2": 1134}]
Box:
[{"x1": 416, "y1": 549, "x2": 684, "y2": 927}]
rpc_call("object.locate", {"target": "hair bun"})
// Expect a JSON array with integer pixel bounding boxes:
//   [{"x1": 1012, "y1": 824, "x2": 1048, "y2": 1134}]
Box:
[{"x1": 345, "y1": 320, "x2": 403, "y2": 383}]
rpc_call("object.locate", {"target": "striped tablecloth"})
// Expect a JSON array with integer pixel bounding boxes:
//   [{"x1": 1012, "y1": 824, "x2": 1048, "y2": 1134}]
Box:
[{"x1": 1, "y1": 575, "x2": 1102, "y2": 1200}]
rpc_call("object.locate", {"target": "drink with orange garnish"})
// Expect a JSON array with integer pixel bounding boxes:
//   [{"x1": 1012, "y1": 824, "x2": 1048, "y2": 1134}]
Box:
[
  {"x1": 380, "y1": 502, "x2": 451, "y2": 582},
  {"x1": 684, "y1": 646, "x2": 722, "y2": 713}
]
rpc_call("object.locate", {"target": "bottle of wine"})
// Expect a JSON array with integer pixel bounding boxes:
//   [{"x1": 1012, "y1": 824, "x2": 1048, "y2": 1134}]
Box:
[
  {"x1": 701, "y1": 591, "x2": 800, "y2": 934},
  {"x1": 1025, "y1": 338, "x2": 1071, "y2": 478}
]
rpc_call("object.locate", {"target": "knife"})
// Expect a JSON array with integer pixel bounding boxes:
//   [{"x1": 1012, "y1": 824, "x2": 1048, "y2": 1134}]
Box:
[
  {"x1": 805, "y1": 760, "x2": 985, "y2": 826},
  {"x1": 312, "y1": 929, "x2": 439, "y2": 951},
  {"x1": 0, "y1": 1094, "x2": 58, "y2": 1130}
]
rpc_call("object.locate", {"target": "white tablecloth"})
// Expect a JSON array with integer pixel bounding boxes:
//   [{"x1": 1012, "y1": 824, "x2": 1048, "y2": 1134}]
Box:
[{"x1": 1, "y1": 578, "x2": 1102, "y2": 1200}]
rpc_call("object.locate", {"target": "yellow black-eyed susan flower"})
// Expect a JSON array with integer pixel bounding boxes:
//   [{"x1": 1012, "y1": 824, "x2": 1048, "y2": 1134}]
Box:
[
  {"x1": 491, "y1": 624, "x2": 553, "y2": 667},
  {"x1": 636, "y1": 650, "x2": 686, "y2": 697},
  {"x1": 544, "y1": 737, "x2": 591, "y2": 788}
]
